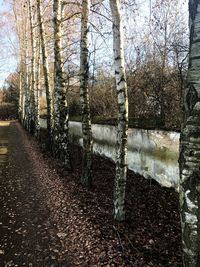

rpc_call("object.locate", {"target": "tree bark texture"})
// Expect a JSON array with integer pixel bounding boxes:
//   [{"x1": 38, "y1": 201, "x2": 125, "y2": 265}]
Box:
[
  {"x1": 28, "y1": 0, "x2": 37, "y2": 135},
  {"x1": 34, "y1": 35, "x2": 41, "y2": 138},
  {"x1": 53, "y1": 0, "x2": 71, "y2": 168},
  {"x1": 80, "y1": 0, "x2": 93, "y2": 187},
  {"x1": 37, "y1": 0, "x2": 53, "y2": 142},
  {"x1": 24, "y1": 7, "x2": 32, "y2": 132},
  {"x1": 179, "y1": 1, "x2": 200, "y2": 266},
  {"x1": 14, "y1": 0, "x2": 26, "y2": 124},
  {"x1": 109, "y1": 0, "x2": 129, "y2": 221},
  {"x1": 18, "y1": 71, "x2": 23, "y2": 121}
]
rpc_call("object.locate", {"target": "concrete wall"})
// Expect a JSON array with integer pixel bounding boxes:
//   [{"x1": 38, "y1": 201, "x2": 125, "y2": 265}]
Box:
[{"x1": 40, "y1": 119, "x2": 180, "y2": 191}]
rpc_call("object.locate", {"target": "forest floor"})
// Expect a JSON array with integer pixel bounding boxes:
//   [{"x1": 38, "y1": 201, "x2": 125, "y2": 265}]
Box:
[{"x1": 0, "y1": 121, "x2": 182, "y2": 266}]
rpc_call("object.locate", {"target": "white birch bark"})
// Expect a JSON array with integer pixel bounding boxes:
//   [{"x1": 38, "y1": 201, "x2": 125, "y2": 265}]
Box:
[
  {"x1": 80, "y1": 0, "x2": 93, "y2": 187},
  {"x1": 28, "y1": 0, "x2": 37, "y2": 135},
  {"x1": 109, "y1": 0, "x2": 129, "y2": 221},
  {"x1": 21, "y1": 72, "x2": 26, "y2": 123},
  {"x1": 18, "y1": 71, "x2": 23, "y2": 121},
  {"x1": 19, "y1": 68, "x2": 26, "y2": 123},
  {"x1": 25, "y1": 67, "x2": 32, "y2": 131},
  {"x1": 24, "y1": 3, "x2": 31, "y2": 131},
  {"x1": 179, "y1": 1, "x2": 200, "y2": 266},
  {"x1": 53, "y1": 0, "x2": 71, "y2": 168},
  {"x1": 19, "y1": 1, "x2": 29, "y2": 129},
  {"x1": 23, "y1": 54, "x2": 29, "y2": 129},
  {"x1": 19, "y1": 50, "x2": 26, "y2": 124},
  {"x1": 34, "y1": 34, "x2": 41, "y2": 138},
  {"x1": 14, "y1": 0, "x2": 31, "y2": 129},
  {"x1": 37, "y1": 0, "x2": 53, "y2": 143},
  {"x1": 14, "y1": 0, "x2": 25, "y2": 123}
]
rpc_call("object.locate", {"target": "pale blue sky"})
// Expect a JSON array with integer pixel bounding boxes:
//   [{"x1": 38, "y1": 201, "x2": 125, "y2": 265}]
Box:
[
  {"x1": 0, "y1": 0, "x2": 18, "y2": 88},
  {"x1": 0, "y1": 0, "x2": 189, "y2": 88}
]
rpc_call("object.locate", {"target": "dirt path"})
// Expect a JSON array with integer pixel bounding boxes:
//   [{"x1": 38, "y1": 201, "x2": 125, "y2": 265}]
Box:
[
  {"x1": 0, "y1": 121, "x2": 182, "y2": 267},
  {"x1": 0, "y1": 122, "x2": 70, "y2": 267}
]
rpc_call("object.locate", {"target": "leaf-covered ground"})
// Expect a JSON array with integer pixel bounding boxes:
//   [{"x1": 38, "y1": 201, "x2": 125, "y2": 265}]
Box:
[{"x1": 0, "y1": 121, "x2": 182, "y2": 266}]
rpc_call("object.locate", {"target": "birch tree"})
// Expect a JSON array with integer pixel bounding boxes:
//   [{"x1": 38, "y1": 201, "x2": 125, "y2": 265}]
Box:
[
  {"x1": 17, "y1": 31, "x2": 26, "y2": 124},
  {"x1": 18, "y1": 70, "x2": 23, "y2": 121},
  {"x1": 34, "y1": 33, "x2": 41, "y2": 138},
  {"x1": 53, "y1": 0, "x2": 71, "y2": 167},
  {"x1": 80, "y1": 0, "x2": 93, "y2": 187},
  {"x1": 18, "y1": 64, "x2": 26, "y2": 125},
  {"x1": 109, "y1": 0, "x2": 128, "y2": 221},
  {"x1": 19, "y1": 1, "x2": 30, "y2": 131},
  {"x1": 15, "y1": 0, "x2": 25, "y2": 123},
  {"x1": 28, "y1": 0, "x2": 38, "y2": 135},
  {"x1": 179, "y1": 0, "x2": 200, "y2": 265},
  {"x1": 37, "y1": 0, "x2": 53, "y2": 142}
]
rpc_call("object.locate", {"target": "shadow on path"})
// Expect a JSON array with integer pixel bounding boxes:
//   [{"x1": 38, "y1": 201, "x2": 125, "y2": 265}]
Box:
[{"x1": 0, "y1": 121, "x2": 71, "y2": 267}]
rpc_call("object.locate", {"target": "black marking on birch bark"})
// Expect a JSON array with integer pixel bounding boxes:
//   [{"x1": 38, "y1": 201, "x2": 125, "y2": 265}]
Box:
[
  {"x1": 188, "y1": 129, "x2": 200, "y2": 138},
  {"x1": 189, "y1": 150, "x2": 195, "y2": 157},
  {"x1": 120, "y1": 117, "x2": 128, "y2": 123},
  {"x1": 186, "y1": 85, "x2": 198, "y2": 113},
  {"x1": 117, "y1": 77, "x2": 125, "y2": 86},
  {"x1": 82, "y1": 47, "x2": 89, "y2": 52},
  {"x1": 117, "y1": 89, "x2": 125, "y2": 95},
  {"x1": 115, "y1": 56, "x2": 121, "y2": 61}
]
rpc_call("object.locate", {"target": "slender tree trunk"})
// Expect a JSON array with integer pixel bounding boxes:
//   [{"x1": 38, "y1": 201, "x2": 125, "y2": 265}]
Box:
[
  {"x1": 24, "y1": 5, "x2": 31, "y2": 132},
  {"x1": 28, "y1": 0, "x2": 37, "y2": 135},
  {"x1": 37, "y1": 0, "x2": 53, "y2": 143},
  {"x1": 23, "y1": 61, "x2": 28, "y2": 129},
  {"x1": 20, "y1": 70, "x2": 26, "y2": 123},
  {"x1": 20, "y1": 53, "x2": 26, "y2": 124},
  {"x1": 179, "y1": 1, "x2": 200, "y2": 266},
  {"x1": 109, "y1": 0, "x2": 129, "y2": 221},
  {"x1": 14, "y1": 0, "x2": 26, "y2": 124},
  {"x1": 22, "y1": 2, "x2": 30, "y2": 130},
  {"x1": 34, "y1": 36, "x2": 41, "y2": 138},
  {"x1": 53, "y1": 0, "x2": 71, "y2": 168},
  {"x1": 25, "y1": 68, "x2": 31, "y2": 131},
  {"x1": 80, "y1": 0, "x2": 93, "y2": 187},
  {"x1": 18, "y1": 71, "x2": 23, "y2": 121}
]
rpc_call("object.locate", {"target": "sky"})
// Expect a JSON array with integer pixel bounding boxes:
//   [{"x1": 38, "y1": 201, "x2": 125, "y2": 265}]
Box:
[
  {"x1": 0, "y1": 0, "x2": 18, "y2": 88},
  {"x1": 0, "y1": 0, "x2": 189, "y2": 88}
]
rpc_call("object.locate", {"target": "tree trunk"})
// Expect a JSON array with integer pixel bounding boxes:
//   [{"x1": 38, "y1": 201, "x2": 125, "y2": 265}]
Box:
[
  {"x1": 14, "y1": 0, "x2": 27, "y2": 124},
  {"x1": 24, "y1": 6, "x2": 31, "y2": 132},
  {"x1": 23, "y1": 2, "x2": 30, "y2": 130},
  {"x1": 18, "y1": 71, "x2": 23, "y2": 121},
  {"x1": 28, "y1": 0, "x2": 37, "y2": 135},
  {"x1": 80, "y1": 0, "x2": 93, "y2": 187},
  {"x1": 37, "y1": 0, "x2": 53, "y2": 143},
  {"x1": 34, "y1": 35, "x2": 41, "y2": 138},
  {"x1": 53, "y1": 0, "x2": 71, "y2": 168},
  {"x1": 179, "y1": 1, "x2": 200, "y2": 266},
  {"x1": 109, "y1": 0, "x2": 129, "y2": 221},
  {"x1": 25, "y1": 69, "x2": 31, "y2": 131}
]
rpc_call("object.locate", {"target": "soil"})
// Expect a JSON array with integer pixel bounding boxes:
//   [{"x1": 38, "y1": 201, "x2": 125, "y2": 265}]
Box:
[{"x1": 0, "y1": 121, "x2": 182, "y2": 266}]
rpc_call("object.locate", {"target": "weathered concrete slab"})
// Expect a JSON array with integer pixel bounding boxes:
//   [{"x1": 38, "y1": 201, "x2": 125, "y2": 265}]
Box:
[{"x1": 40, "y1": 119, "x2": 180, "y2": 190}]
